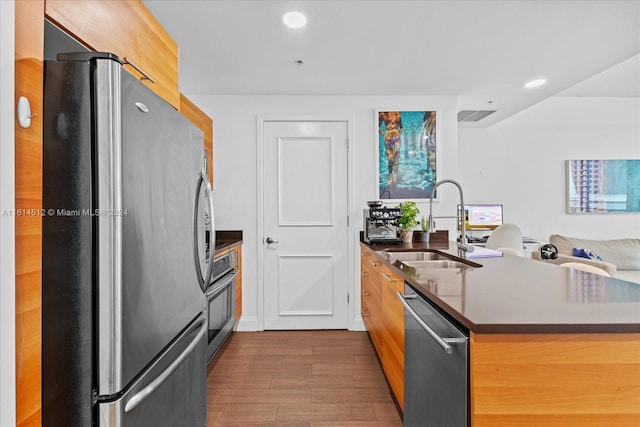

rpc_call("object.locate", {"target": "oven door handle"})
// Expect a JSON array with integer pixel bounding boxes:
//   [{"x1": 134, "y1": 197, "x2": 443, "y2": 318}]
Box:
[
  {"x1": 193, "y1": 169, "x2": 215, "y2": 292},
  {"x1": 206, "y1": 271, "x2": 238, "y2": 297}
]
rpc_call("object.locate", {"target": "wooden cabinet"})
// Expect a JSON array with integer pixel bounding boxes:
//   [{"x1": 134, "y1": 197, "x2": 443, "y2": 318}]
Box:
[
  {"x1": 361, "y1": 247, "x2": 383, "y2": 355},
  {"x1": 234, "y1": 246, "x2": 242, "y2": 322},
  {"x1": 45, "y1": 0, "x2": 180, "y2": 109},
  {"x1": 380, "y1": 263, "x2": 405, "y2": 409},
  {"x1": 15, "y1": 1, "x2": 44, "y2": 425},
  {"x1": 471, "y1": 332, "x2": 640, "y2": 425},
  {"x1": 179, "y1": 94, "x2": 214, "y2": 185},
  {"x1": 360, "y1": 244, "x2": 405, "y2": 410}
]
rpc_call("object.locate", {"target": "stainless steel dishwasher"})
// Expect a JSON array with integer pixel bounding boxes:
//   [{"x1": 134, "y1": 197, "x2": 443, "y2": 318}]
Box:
[{"x1": 397, "y1": 284, "x2": 469, "y2": 427}]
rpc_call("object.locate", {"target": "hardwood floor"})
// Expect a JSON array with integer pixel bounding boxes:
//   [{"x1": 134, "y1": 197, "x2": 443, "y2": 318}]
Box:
[{"x1": 206, "y1": 330, "x2": 403, "y2": 426}]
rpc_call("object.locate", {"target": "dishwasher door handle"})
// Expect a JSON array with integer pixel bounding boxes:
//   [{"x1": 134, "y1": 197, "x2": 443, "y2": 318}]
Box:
[{"x1": 397, "y1": 292, "x2": 466, "y2": 354}]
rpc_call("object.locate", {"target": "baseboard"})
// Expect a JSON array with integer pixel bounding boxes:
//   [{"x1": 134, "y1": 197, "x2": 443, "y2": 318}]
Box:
[
  {"x1": 350, "y1": 318, "x2": 366, "y2": 331},
  {"x1": 235, "y1": 316, "x2": 366, "y2": 332},
  {"x1": 234, "y1": 316, "x2": 258, "y2": 331}
]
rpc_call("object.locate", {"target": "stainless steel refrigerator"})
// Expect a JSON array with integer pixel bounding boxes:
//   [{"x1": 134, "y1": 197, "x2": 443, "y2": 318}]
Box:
[{"x1": 42, "y1": 52, "x2": 214, "y2": 426}]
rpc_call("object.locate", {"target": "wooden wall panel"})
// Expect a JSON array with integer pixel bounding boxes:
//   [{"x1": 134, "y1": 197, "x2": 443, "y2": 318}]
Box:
[
  {"x1": 235, "y1": 246, "x2": 242, "y2": 322},
  {"x1": 470, "y1": 333, "x2": 640, "y2": 426},
  {"x1": 15, "y1": 0, "x2": 44, "y2": 425},
  {"x1": 179, "y1": 93, "x2": 214, "y2": 185},
  {"x1": 45, "y1": 0, "x2": 179, "y2": 108}
]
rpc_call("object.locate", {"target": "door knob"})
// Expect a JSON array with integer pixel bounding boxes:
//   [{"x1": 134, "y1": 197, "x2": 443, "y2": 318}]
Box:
[{"x1": 266, "y1": 237, "x2": 279, "y2": 244}]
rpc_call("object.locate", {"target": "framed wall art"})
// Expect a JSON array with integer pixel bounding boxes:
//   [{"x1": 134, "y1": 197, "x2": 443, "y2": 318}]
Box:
[
  {"x1": 376, "y1": 110, "x2": 438, "y2": 200},
  {"x1": 566, "y1": 159, "x2": 640, "y2": 213}
]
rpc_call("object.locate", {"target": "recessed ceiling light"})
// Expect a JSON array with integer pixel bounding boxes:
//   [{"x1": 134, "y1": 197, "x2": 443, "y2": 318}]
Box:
[
  {"x1": 524, "y1": 79, "x2": 547, "y2": 88},
  {"x1": 283, "y1": 12, "x2": 307, "y2": 28}
]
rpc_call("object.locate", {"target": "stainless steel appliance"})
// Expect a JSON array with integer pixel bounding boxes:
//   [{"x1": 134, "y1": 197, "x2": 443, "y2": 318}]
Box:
[
  {"x1": 363, "y1": 207, "x2": 403, "y2": 244},
  {"x1": 206, "y1": 250, "x2": 238, "y2": 363},
  {"x1": 42, "y1": 52, "x2": 214, "y2": 426},
  {"x1": 398, "y1": 285, "x2": 469, "y2": 426}
]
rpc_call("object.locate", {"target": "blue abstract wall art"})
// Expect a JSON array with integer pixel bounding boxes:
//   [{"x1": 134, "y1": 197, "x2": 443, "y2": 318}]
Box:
[
  {"x1": 377, "y1": 110, "x2": 438, "y2": 200},
  {"x1": 567, "y1": 159, "x2": 640, "y2": 213}
]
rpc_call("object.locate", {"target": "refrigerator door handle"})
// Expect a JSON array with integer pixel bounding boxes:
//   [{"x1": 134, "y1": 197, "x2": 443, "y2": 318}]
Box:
[
  {"x1": 123, "y1": 316, "x2": 207, "y2": 413},
  {"x1": 193, "y1": 169, "x2": 215, "y2": 292}
]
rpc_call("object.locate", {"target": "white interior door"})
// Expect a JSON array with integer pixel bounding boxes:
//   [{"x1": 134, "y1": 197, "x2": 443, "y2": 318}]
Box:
[{"x1": 263, "y1": 120, "x2": 348, "y2": 330}]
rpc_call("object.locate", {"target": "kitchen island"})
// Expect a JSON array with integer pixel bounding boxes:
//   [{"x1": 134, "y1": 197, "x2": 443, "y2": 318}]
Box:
[{"x1": 361, "y1": 240, "x2": 640, "y2": 426}]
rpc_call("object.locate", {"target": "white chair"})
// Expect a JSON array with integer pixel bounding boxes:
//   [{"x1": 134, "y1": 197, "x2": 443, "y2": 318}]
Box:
[
  {"x1": 497, "y1": 247, "x2": 524, "y2": 257},
  {"x1": 560, "y1": 262, "x2": 611, "y2": 277},
  {"x1": 485, "y1": 223, "x2": 524, "y2": 256}
]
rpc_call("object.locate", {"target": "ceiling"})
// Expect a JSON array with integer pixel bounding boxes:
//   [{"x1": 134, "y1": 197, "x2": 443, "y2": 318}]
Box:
[{"x1": 143, "y1": 0, "x2": 640, "y2": 127}]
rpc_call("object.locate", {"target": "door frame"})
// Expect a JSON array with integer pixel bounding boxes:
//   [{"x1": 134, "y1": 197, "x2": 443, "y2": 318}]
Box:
[{"x1": 256, "y1": 115, "x2": 356, "y2": 331}]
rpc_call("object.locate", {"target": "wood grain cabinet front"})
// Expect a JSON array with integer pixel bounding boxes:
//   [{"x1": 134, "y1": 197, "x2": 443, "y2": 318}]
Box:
[
  {"x1": 234, "y1": 247, "x2": 242, "y2": 323},
  {"x1": 179, "y1": 94, "x2": 214, "y2": 185},
  {"x1": 360, "y1": 245, "x2": 405, "y2": 410},
  {"x1": 45, "y1": 0, "x2": 180, "y2": 108},
  {"x1": 380, "y1": 263, "x2": 405, "y2": 409},
  {"x1": 361, "y1": 248, "x2": 383, "y2": 355}
]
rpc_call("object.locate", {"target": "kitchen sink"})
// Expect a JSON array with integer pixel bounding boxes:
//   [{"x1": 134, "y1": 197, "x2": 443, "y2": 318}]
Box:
[
  {"x1": 386, "y1": 251, "x2": 453, "y2": 262},
  {"x1": 385, "y1": 251, "x2": 481, "y2": 271},
  {"x1": 402, "y1": 260, "x2": 472, "y2": 269}
]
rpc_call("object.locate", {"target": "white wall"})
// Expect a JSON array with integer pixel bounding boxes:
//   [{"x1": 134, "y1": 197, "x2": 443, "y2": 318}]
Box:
[
  {"x1": 189, "y1": 95, "x2": 459, "y2": 330},
  {"x1": 1, "y1": 0, "x2": 16, "y2": 425},
  {"x1": 458, "y1": 96, "x2": 640, "y2": 242},
  {"x1": 192, "y1": 93, "x2": 640, "y2": 330}
]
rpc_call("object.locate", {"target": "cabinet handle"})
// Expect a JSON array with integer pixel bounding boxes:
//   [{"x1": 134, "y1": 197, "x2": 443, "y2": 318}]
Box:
[
  {"x1": 361, "y1": 270, "x2": 368, "y2": 277},
  {"x1": 361, "y1": 309, "x2": 369, "y2": 318},
  {"x1": 122, "y1": 57, "x2": 156, "y2": 83},
  {"x1": 361, "y1": 289, "x2": 369, "y2": 297},
  {"x1": 362, "y1": 252, "x2": 371, "y2": 257},
  {"x1": 368, "y1": 259, "x2": 379, "y2": 267},
  {"x1": 381, "y1": 273, "x2": 397, "y2": 283}
]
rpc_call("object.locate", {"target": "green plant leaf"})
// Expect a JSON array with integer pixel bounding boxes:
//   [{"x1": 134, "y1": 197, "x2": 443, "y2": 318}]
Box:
[{"x1": 396, "y1": 201, "x2": 419, "y2": 230}]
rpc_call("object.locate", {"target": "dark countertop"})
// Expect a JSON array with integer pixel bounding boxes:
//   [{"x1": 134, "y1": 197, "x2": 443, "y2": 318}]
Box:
[
  {"x1": 214, "y1": 230, "x2": 242, "y2": 256},
  {"x1": 363, "y1": 240, "x2": 640, "y2": 334}
]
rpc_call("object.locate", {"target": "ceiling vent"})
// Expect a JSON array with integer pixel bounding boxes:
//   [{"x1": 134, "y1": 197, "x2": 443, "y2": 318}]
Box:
[{"x1": 457, "y1": 110, "x2": 497, "y2": 122}]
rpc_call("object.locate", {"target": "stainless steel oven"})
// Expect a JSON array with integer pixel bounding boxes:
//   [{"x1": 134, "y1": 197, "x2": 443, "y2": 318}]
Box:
[{"x1": 206, "y1": 250, "x2": 237, "y2": 364}]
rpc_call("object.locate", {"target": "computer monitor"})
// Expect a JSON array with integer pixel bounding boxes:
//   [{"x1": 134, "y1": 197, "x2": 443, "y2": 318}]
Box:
[{"x1": 459, "y1": 204, "x2": 503, "y2": 230}]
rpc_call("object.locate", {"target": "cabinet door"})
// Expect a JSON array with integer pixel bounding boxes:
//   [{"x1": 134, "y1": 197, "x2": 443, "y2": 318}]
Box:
[
  {"x1": 234, "y1": 247, "x2": 242, "y2": 323},
  {"x1": 180, "y1": 94, "x2": 214, "y2": 185},
  {"x1": 16, "y1": 1, "x2": 45, "y2": 425},
  {"x1": 380, "y1": 263, "x2": 405, "y2": 409},
  {"x1": 45, "y1": 0, "x2": 179, "y2": 108},
  {"x1": 361, "y1": 248, "x2": 383, "y2": 355}
]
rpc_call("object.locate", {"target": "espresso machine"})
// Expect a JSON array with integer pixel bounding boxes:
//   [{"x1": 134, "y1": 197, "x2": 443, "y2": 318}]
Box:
[{"x1": 363, "y1": 202, "x2": 403, "y2": 245}]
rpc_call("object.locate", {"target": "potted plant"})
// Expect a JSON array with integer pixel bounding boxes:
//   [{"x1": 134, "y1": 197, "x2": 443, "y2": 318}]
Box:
[
  {"x1": 419, "y1": 216, "x2": 431, "y2": 242},
  {"x1": 397, "y1": 201, "x2": 419, "y2": 243}
]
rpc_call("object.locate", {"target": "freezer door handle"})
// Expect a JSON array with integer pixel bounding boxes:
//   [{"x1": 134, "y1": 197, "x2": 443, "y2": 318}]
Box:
[
  {"x1": 193, "y1": 169, "x2": 215, "y2": 292},
  {"x1": 123, "y1": 316, "x2": 207, "y2": 413}
]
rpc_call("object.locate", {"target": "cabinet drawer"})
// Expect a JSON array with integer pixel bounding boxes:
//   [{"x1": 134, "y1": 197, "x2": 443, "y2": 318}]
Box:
[
  {"x1": 382, "y1": 266, "x2": 405, "y2": 352},
  {"x1": 362, "y1": 297, "x2": 383, "y2": 356},
  {"x1": 383, "y1": 339, "x2": 404, "y2": 409}
]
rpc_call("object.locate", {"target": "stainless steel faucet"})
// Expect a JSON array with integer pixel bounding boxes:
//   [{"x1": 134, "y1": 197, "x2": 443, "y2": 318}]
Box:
[{"x1": 427, "y1": 179, "x2": 474, "y2": 254}]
